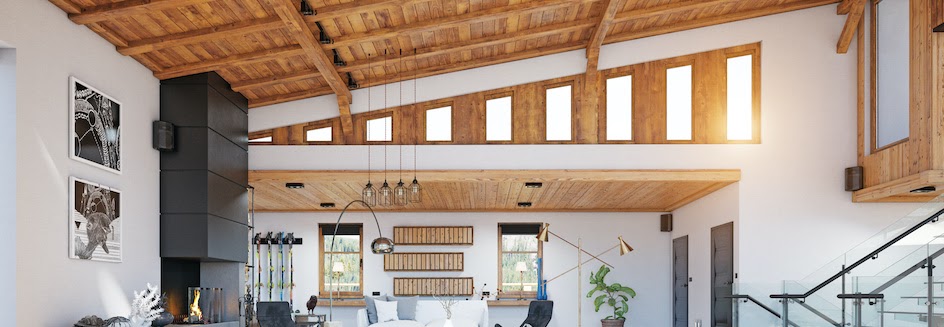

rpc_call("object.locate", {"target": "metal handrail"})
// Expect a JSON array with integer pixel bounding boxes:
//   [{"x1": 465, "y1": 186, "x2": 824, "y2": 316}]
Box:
[{"x1": 727, "y1": 294, "x2": 800, "y2": 327}]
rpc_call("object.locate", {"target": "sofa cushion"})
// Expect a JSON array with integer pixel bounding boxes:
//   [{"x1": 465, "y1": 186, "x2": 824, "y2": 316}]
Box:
[
  {"x1": 425, "y1": 319, "x2": 478, "y2": 327},
  {"x1": 365, "y1": 295, "x2": 390, "y2": 324},
  {"x1": 388, "y1": 296, "x2": 419, "y2": 320},
  {"x1": 376, "y1": 300, "x2": 400, "y2": 323},
  {"x1": 371, "y1": 321, "x2": 425, "y2": 327}
]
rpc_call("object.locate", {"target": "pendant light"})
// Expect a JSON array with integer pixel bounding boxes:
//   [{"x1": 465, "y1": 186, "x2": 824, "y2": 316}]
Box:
[
  {"x1": 361, "y1": 54, "x2": 377, "y2": 206},
  {"x1": 409, "y1": 49, "x2": 423, "y2": 204},
  {"x1": 394, "y1": 50, "x2": 409, "y2": 206},
  {"x1": 378, "y1": 50, "x2": 393, "y2": 207}
]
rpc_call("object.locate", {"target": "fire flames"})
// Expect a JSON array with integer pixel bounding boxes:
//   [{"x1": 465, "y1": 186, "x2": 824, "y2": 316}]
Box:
[{"x1": 189, "y1": 289, "x2": 203, "y2": 323}]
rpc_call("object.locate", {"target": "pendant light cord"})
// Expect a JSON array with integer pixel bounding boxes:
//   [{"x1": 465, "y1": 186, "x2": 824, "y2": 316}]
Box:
[
  {"x1": 367, "y1": 53, "x2": 372, "y2": 183},
  {"x1": 413, "y1": 49, "x2": 418, "y2": 179},
  {"x1": 383, "y1": 49, "x2": 388, "y2": 182},
  {"x1": 399, "y1": 49, "x2": 404, "y2": 182}
]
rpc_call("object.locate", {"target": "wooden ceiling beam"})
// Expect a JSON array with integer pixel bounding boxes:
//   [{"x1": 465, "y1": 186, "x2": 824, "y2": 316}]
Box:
[
  {"x1": 48, "y1": 0, "x2": 81, "y2": 14},
  {"x1": 118, "y1": 17, "x2": 284, "y2": 56},
  {"x1": 837, "y1": 0, "x2": 854, "y2": 14},
  {"x1": 305, "y1": 0, "x2": 407, "y2": 23},
  {"x1": 234, "y1": 19, "x2": 596, "y2": 92},
  {"x1": 69, "y1": 0, "x2": 215, "y2": 25},
  {"x1": 249, "y1": 86, "x2": 335, "y2": 108},
  {"x1": 605, "y1": 0, "x2": 840, "y2": 45},
  {"x1": 587, "y1": 0, "x2": 626, "y2": 68},
  {"x1": 337, "y1": 95, "x2": 355, "y2": 144},
  {"x1": 324, "y1": 0, "x2": 594, "y2": 51},
  {"x1": 613, "y1": 0, "x2": 744, "y2": 22},
  {"x1": 155, "y1": 45, "x2": 305, "y2": 80},
  {"x1": 269, "y1": 0, "x2": 352, "y2": 100},
  {"x1": 836, "y1": 0, "x2": 865, "y2": 54}
]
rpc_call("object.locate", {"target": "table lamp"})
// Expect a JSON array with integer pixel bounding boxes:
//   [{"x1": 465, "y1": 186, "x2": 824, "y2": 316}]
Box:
[{"x1": 515, "y1": 261, "x2": 528, "y2": 300}]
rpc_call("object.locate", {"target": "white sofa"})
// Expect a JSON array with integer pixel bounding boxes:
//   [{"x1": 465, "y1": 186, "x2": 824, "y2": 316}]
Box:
[{"x1": 355, "y1": 300, "x2": 489, "y2": 327}]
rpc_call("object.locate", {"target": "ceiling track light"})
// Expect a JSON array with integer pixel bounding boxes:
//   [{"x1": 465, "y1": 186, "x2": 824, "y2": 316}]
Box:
[
  {"x1": 320, "y1": 202, "x2": 336, "y2": 208},
  {"x1": 525, "y1": 182, "x2": 543, "y2": 189},
  {"x1": 333, "y1": 49, "x2": 346, "y2": 67},
  {"x1": 285, "y1": 182, "x2": 305, "y2": 189},
  {"x1": 517, "y1": 202, "x2": 533, "y2": 208},
  {"x1": 315, "y1": 22, "x2": 332, "y2": 44},
  {"x1": 300, "y1": 0, "x2": 315, "y2": 16},
  {"x1": 346, "y1": 72, "x2": 359, "y2": 89}
]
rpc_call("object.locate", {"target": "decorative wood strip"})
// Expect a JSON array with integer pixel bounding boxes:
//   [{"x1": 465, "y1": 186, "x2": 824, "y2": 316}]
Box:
[
  {"x1": 393, "y1": 226, "x2": 474, "y2": 245},
  {"x1": 394, "y1": 278, "x2": 475, "y2": 296}
]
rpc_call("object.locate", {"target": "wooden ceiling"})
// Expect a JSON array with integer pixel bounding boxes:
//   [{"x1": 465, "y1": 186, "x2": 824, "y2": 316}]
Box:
[
  {"x1": 249, "y1": 169, "x2": 741, "y2": 212},
  {"x1": 50, "y1": 0, "x2": 841, "y2": 109}
]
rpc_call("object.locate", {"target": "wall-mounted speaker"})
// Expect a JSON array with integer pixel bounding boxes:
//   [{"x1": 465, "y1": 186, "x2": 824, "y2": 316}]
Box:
[
  {"x1": 845, "y1": 166, "x2": 864, "y2": 191},
  {"x1": 661, "y1": 214, "x2": 673, "y2": 232},
  {"x1": 153, "y1": 120, "x2": 175, "y2": 152}
]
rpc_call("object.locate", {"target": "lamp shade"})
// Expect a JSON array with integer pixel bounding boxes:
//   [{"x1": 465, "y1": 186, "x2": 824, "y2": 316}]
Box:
[
  {"x1": 371, "y1": 237, "x2": 395, "y2": 254},
  {"x1": 536, "y1": 223, "x2": 550, "y2": 242},
  {"x1": 515, "y1": 261, "x2": 528, "y2": 272},
  {"x1": 618, "y1": 236, "x2": 634, "y2": 255},
  {"x1": 332, "y1": 262, "x2": 345, "y2": 273}
]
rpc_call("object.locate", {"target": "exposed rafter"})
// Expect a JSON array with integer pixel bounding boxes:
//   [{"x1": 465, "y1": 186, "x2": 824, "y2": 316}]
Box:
[
  {"x1": 305, "y1": 0, "x2": 407, "y2": 23},
  {"x1": 613, "y1": 0, "x2": 743, "y2": 22},
  {"x1": 118, "y1": 17, "x2": 285, "y2": 56},
  {"x1": 587, "y1": 0, "x2": 626, "y2": 68},
  {"x1": 268, "y1": 0, "x2": 352, "y2": 100},
  {"x1": 155, "y1": 45, "x2": 305, "y2": 80},
  {"x1": 69, "y1": 0, "x2": 215, "y2": 25},
  {"x1": 337, "y1": 95, "x2": 355, "y2": 143},
  {"x1": 836, "y1": 0, "x2": 865, "y2": 54},
  {"x1": 49, "y1": 0, "x2": 81, "y2": 14},
  {"x1": 837, "y1": 0, "x2": 854, "y2": 14},
  {"x1": 249, "y1": 86, "x2": 335, "y2": 108}
]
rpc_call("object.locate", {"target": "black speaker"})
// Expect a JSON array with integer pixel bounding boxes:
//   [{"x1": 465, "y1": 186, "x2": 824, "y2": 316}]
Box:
[
  {"x1": 152, "y1": 120, "x2": 175, "y2": 151},
  {"x1": 845, "y1": 166, "x2": 864, "y2": 191},
  {"x1": 660, "y1": 214, "x2": 673, "y2": 232}
]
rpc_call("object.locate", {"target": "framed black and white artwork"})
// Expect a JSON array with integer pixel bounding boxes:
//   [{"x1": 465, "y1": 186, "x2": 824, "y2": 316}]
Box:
[
  {"x1": 69, "y1": 177, "x2": 122, "y2": 263},
  {"x1": 70, "y1": 77, "x2": 121, "y2": 174}
]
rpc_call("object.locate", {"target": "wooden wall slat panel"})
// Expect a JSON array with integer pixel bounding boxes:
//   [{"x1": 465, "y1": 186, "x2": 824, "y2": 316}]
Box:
[
  {"x1": 393, "y1": 278, "x2": 475, "y2": 296},
  {"x1": 393, "y1": 226, "x2": 474, "y2": 245}
]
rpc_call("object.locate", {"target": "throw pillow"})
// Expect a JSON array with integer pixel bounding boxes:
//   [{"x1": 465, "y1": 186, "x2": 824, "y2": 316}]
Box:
[
  {"x1": 365, "y1": 295, "x2": 390, "y2": 324},
  {"x1": 425, "y1": 318, "x2": 478, "y2": 327},
  {"x1": 376, "y1": 300, "x2": 400, "y2": 323},
  {"x1": 388, "y1": 296, "x2": 419, "y2": 320}
]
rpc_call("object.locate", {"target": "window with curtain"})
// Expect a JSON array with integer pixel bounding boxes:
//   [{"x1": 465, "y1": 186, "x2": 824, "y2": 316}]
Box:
[
  {"x1": 320, "y1": 223, "x2": 363, "y2": 298},
  {"x1": 498, "y1": 223, "x2": 543, "y2": 298}
]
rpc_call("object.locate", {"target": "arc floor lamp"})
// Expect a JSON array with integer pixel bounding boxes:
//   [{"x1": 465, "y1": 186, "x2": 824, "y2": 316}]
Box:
[
  {"x1": 326, "y1": 200, "x2": 395, "y2": 327},
  {"x1": 536, "y1": 223, "x2": 633, "y2": 327}
]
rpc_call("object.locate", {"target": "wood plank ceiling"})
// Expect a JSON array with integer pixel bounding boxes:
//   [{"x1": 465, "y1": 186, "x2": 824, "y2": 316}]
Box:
[
  {"x1": 249, "y1": 169, "x2": 741, "y2": 212},
  {"x1": 50, "y1": 0, "x2": 841, "y2": 109}
]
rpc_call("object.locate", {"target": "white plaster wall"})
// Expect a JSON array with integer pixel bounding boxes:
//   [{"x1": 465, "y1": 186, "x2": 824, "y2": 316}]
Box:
[
  {"x1": 249, "y1": 5, "x2": 925, "y2": 326},
  {"x1": 0, "y1": 1, "x2": 161, "y2": 325},
  {"x1": 253, "y1": 212, "x2": 671, "y2": 327},
  {"x1": 0, "y1": 47, "x2": 16, "y2": 323}
]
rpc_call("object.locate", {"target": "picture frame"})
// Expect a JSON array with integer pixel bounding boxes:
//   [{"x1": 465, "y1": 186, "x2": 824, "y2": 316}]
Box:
[
  {"x1": 69, "y1": 176, "x2": 122, "y2": 263},
  {"x1": 70, "y1": 76, "x2": 122, "y2": 174}
]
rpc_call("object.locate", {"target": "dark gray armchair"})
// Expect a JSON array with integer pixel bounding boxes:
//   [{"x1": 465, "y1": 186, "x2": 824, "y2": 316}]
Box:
[
  {"x1": 257, "y1": 301, "x2": 295, "y2": 327},
  {"x1": 495, "y1": 300, "x2": 553, "y2": 327}
]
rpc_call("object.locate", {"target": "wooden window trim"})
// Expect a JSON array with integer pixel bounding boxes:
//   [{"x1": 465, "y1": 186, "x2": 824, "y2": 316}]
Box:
[
  {"x1": 363, "y1": 110, "x2": 396, "y2": 144},
  {"x1": 318, "y1": 224, "x2": 365, "y2": 299},
  {"x1": 723, "y1": 43, "x2": 762, "y2": 144},
  {"x1": 543, "y1": 81, "x2": 577, "y2": 144},
  {"x1": 664, "y1": 59, "x2": 696, "y2": 144},
  {"x1": 304, "y1": 120, "x2": 338, "y2": 145},
  {"x1": 249, "y1": 130, "x2": 274, "y2": 145},
  {"x1": 868, "y1": 0, "x2": 910, "y2": 154},
  {"x1": 601, "y1": 69, "x2": 636, "y2": 144},
  {"x1": 421, "y1": 100, "x2": 456, "y2": 144},
  {"x1": 496, "y1": 223, "x2": 544, "y2": 300},
  {"x1": 485, "y1": 91, "x2": 516, "y2": 144}
]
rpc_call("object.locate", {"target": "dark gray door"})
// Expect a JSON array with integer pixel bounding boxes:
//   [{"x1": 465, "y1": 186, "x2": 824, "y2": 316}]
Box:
[
  {"x1": 673, "y1": 236, "x2": 689, "y2": 327},
  {"x1": 712, "y1": 222, "x2": 734, "y2": 327}
]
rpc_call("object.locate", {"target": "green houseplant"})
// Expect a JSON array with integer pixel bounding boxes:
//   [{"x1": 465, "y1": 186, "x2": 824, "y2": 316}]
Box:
[{"x1": 587, "y1": 265, "x2": 636, "y2": 327}]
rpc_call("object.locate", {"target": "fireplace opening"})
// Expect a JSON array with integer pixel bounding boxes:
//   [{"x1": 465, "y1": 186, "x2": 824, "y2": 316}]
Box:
[{"x1": 175, "y1": 287, "x2": 223, "y2": 324}]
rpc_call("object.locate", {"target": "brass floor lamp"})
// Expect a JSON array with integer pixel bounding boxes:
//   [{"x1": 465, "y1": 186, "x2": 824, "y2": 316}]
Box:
[{"x1": 536, "y1": 223, "x2": 633, "y2": 327}]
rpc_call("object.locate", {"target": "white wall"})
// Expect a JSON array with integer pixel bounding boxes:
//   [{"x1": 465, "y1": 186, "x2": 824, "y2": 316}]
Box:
[
  {"x1": 0, "y1": 1, "x2": 161, "y2": 326},
  {"x1": 253, "y1": 212, "x2": 671, "y2": 327},
  {"x1": 0, "y1": 46, "x2": 16, "y2": 323}
]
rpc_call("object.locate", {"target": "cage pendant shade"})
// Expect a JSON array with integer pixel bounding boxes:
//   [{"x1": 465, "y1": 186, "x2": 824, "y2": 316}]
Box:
[
  {"x1": 362, "y1": 182, "x2": 377, "y2": 206},
  {"x1": 394, "y1": 180, "x2": 408, "y2": 206},
  {"x1": 379, "y1": 181, "x2": 393, "y2": 207},
  {"x1": 408, "y1": 178, "x2": 422, "y2": 203}
]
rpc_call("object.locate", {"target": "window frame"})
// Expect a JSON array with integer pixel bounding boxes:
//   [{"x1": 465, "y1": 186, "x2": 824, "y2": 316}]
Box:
[
  {"x1": 602, "y1": 69, "x2": 636, "y2": 144},
  {"x1": 484, "y1": 91, "x2": 515, "y2": 144},
  {"x1": 362, "y1": 110, "x2": 396, "y2": 144},
  {"x1": 542, "y1": 81, "x2": 577, "y2": 143},
  {"x1": 869, "y1": 0, "x2": 910, "y2": 153},
  {"x1": 496, "y1": 223, "x2": 544, "y2": 300},
  {"x1": 248, "y1": 131, "x2": 274, "y2": 145},
  {"x1": 318, "y1": 223, "x2": 365, "y2": 299},
  {"x1": 421, "y1": 100, "x2": 456, "y2": 143},
  {"x1": 664, "y1": 59, "x2": 696, "y2": 144},
  {"x1": 723, "y1": 44, "x2": 762, "y2": 144},
  {"x1": 304, "y1": 120, "x2": 338, "y2": 145}
]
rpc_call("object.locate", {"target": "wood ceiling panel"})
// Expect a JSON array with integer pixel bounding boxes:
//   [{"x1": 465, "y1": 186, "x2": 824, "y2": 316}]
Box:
[{"x1": 249, "y1": 170, "x2": 740, "y2": 212}]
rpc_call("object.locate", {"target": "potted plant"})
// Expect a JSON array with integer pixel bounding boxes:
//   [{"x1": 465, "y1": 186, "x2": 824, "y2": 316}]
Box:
[{"x1": 587, "y1": 266, "x2": 636, "y2": 327}]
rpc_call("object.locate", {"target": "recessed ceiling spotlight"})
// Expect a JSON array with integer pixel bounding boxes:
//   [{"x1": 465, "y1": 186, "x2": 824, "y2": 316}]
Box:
[
  {"x1": 525, "y1": 182, "x2": 543, "y2": 189},
  {"x1": 517, "y1": 202, "x2": 533, "y2": 208},
  {"x1": 910, "y1": 186, "x2": 937, "y2": 194},
  {"x1": 285, "y1": 182, "x2": 305, "y2": 189},
  {"x1": 320, "y1": 202, "x2": 336, "y2": 208}
]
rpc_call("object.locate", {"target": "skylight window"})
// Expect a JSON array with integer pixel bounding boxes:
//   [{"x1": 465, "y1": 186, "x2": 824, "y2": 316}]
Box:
[
  {"x1": 545, "y1": 85, "x2": 572, "y2": 141},
  {"x1": 727, "y1": 55, "x2": 753, "y2": 140},
  {"x1": 666, "y1": 65, "x2": 693, "y2": 141},
  {"x1": 366, "y1": 116, "x2": 392, "y2": 142},
  {"x1": 486, "y1": 96, "x2": 512, "y2": 141},
  {"x1": 306, "y1": 126, "x2": 332, "y2": 142},
  {"x1": 249, "y1": 136, "x2": 272, "y2": 143},
  {"x1": 606, "y1": 75, "x2": 633, "y2": 141},
  {"x1": 426, "y1": 106, "x2": 452, "y2": 141}
]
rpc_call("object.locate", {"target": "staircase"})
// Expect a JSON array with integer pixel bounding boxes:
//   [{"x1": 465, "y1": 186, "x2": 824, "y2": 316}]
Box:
[{"x1": 731, "y1": 197, "x2": 944, "y2": 327}]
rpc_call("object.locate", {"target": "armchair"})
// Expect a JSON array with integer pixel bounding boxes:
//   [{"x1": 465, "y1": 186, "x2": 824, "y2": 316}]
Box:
[{"x1": 495, "y1": 301, "x2": 553, "y2": 327}]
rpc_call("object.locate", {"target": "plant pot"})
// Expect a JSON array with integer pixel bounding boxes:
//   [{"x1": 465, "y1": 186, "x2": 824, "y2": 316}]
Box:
[
  {"x1": 150, "y1": 312, "x2": 173, "y2": 327},
  {"x1": 601, "y1": 318, "x2": 625, "y2": 327}
]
